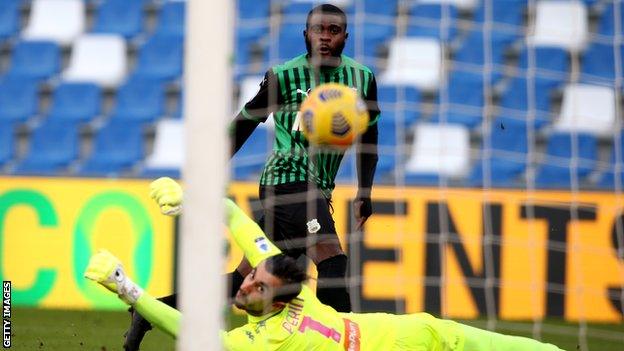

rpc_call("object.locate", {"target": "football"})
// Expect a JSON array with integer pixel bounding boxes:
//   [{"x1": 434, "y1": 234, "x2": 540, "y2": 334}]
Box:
[{"x1": 299, "y1": 83, "x2": 370, "y2": 148}]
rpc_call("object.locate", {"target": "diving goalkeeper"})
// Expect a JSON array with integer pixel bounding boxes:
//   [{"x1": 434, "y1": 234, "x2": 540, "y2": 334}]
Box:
[{"x1": 85, "y1": 200, "x2": 566, "y2": 350}]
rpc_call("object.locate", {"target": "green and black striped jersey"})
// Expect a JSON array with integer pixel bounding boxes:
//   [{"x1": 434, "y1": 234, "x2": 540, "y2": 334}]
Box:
[{"x1": 239, "y1": 54, "x2": 380, "y2": 195}]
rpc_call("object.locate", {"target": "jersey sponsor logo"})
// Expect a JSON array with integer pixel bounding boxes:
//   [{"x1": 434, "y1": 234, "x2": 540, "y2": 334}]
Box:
[
  {"x1": 343, "y1": 318, "x2": 361, "y2": 351},
  {"x1": 254, "y1": 237, "x2": 270, "y2": 253},
  {"x1": 306, "y1": 219, "x2": 321, "y2": 234}
]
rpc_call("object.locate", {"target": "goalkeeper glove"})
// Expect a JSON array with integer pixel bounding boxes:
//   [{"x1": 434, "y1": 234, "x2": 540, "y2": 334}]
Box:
[
  {"x1": 149, "y1": 177, "x2": 183, "y2": 216},
  {"x1": 84, "y1": 249, "x2": 143, "y2": 305}
]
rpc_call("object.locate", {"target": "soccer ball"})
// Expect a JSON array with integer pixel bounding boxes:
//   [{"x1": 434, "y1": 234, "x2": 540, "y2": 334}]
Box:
[{"x1": 299, "y1": 83, "x2": 369, "y2": 148}]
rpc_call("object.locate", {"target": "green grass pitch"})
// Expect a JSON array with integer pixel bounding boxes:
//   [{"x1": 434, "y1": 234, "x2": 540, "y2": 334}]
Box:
[{"x1": 10, "y1": 307, "x2": 623, "y2": 350}]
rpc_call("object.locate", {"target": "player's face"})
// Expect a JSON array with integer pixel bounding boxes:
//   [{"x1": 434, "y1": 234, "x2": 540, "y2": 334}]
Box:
[
  {"x1": 234, "y1": 262, "x2": 284, "y2": 316},
  {"x1": 305, "y1": 13, "x2": 347, "y2": 67}
]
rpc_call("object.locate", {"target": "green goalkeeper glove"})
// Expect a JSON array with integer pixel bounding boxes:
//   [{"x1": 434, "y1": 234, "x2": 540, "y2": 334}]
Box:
[
  {"x1": 149, "y1": 177, "x2": 183, "y2": 216},
  {"x1": 84, "y1": 249, "x2": 143, "y2": 305}
]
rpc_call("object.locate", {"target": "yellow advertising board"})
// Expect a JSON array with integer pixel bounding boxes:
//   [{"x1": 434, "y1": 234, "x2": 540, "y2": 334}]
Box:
[{"x1": 0, "y1": 177, "x2": 175, "y2": 310}]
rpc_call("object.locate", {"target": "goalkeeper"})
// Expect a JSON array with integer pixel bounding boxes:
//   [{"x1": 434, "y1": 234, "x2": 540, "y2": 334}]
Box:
[{"x1": 86, "y1": 199, "x2": 566, "y2": 350}]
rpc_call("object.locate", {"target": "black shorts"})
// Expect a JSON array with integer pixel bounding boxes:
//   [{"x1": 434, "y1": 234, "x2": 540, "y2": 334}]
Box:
[{"x1": 258, "y1": 181, "x2": 339, "y2": 258}]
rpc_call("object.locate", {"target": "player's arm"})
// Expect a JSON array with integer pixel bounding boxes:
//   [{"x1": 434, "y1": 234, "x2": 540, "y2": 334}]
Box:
[
  {"x1": 84, "y1": 250, "x2": 181, "y2": 338},
  {"x1": 354, "y1": 74, "x2": 380, "y2": 229},
  {"x1": 224, "y1": 198, "x2": 281, "y2": 267},
  {"x1": 230, "y1": 70, "x2": 281, "y2": 156}
]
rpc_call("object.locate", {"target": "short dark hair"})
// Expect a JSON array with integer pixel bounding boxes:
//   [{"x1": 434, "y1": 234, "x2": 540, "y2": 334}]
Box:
[
  {"x1": 306, "y1": 4, "x2": 348, "y2": 30},
  {"x1": 264, "y1": 254, "x2": 307, "y2": 303}
]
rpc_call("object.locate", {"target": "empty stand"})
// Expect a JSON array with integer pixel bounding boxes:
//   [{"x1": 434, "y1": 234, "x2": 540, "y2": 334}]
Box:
[
  {"x1": 155, "y1": 1, "x2": 186, "y2": 38},
  {"x1": 528, "y1": 1, "x2": 588, "y2": 52},
  {"x1": 0, "y1": 76, "x2": 39, "y2": 124},
  {"x1": 0, "y1": 0, "x2": 20, "y2": 41},
  {"x1": 0, "y1": 125, "x2": 15, "y2": 168},
  {"x1": 110, "y1": 76, "x2": 166, "y2": 123},
  {"x1": 14, "y1": 120, "x2": 80, "y2": 174},
  {"x1": 142, "y1": 119, "x2": 184, "y2": 178},
  {"x1": 599, "y1": 132, "x2": 624, "y2": 189},
  {"x1": 47, "y1": 83, "x2": 102, "y2": 123},
  {"x1": 232, "y1": 127, "x2": 269, "y2": 180},
  {"x1": 407, "y1": 3, "x2": 459, "y2": 42},
  {"x1": 581, "y1": 43, "x2": 624, "y2": 83},
  {"x1": 535, "y1": 132, "x2": 598, "y2": 188},
  {"x1": 62, "y1": 34, "x2": 127, "y2": 88},
  {"x1": 79, "y1": 120, "x2": 144, "y2": 175},
  {"x1": 22, "y1": 0, "x2": 85, "y2": 46},
  {"x1": 92, "y1": 0, "x2": 144, "y2": 39},
  {"x1": 379, "y1": 37, "x2": 442, "y2": 92},
  {"x1": 132, "y1": 34, "x2": 184, "y2": 81}
]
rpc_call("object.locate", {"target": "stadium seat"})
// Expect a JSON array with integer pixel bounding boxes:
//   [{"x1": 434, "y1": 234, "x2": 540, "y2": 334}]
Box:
[
  {"x1": 379, "y1": 37, "x2": 442, "y2": 92},
  {"x1": 535, "y1": 132, "x2": 597, "y2": 188},
  {"x1": 344, "y1": 22, "x2": 395, "y2": 60},
  {"x1": 0, "y1": 0, "x2": 20, "y2": 41},
  {"x1": 92, "y1": 0, "x2": 143, "y2": 39},
  {"x1": 405, "y1": 123, "x2": 470, "y2": 182},
  {"x1": 133, "y1": 35, "x2": 184, "y2": 81},
  {"x1": 111, "y1": 77, "x2": 166, "y2": 123},
  {"x1": 377, "y1": 85, "x2": 420, "y2": 127},
  {"x1": 155, "y1": 1, "x2": 186, "y2": 38},
  {"x1": 597, "y1": 2, "x2": 623, "y2": 36},
  {"x1": 453, "y1": 29, "x2": 517, "y2": 67},
  {"x1": 431, "y1": 71, "x2": 489, "y2": 129},
  {"x1": 232, "y1": 127, "x2": 269, "y2": 180},
  {"x1": 142, "y1": 119, "x2": 183, "y2": 177},
  {"x1": 22, "y1": 0, "x2": 85, "y2": 46},
  {"x1": 62, "y1": 34, "x2": 127, "y2": 88},
  {"x1": 13, "y1": 120, "x2": 79, "y2": 174},
  {"x1": 47, "y1": 83, "x2": 102, "y2": 123},
  {"x1": 7, "y1": 41, "x2": 61, "y2": 81},
  {"x1": 498, "y1": 77, "x2": 561, "y2": 120},
  {"x1": 553, "y1": 84, "x2": 615, "y2": 137},
  {"x1": 0, "y1": 76, "x2": 38, "y2": 124},
  {"x1": 0, "y1": 124, "x2": 15, "y2": 167},
  {"x1": 517, "y1": 46, "x2": 570, "y2": 80},
  {"x1": 278, "y1": 23, "x2": 307, "y2": 60},
  {"x1": 237, "y1": 0, "x2": 271, "y2": 20},
  {"x1": 598, "y1": 132, "x2": 624, "y2": 189},
  {"x1": 473, "y1": 0, "x2": 526, "y2": 28},
  {"x1": 79, "y1": 120, "x2": 144, "y2": 175},
  {"x1": 362, "y1": 0, "x2": 397, "y2": 16},
  {"x1": 469, "y1": 118, "x2": 528, "y2": 186},
  {"x1": 581, "y1": 43, "x2": 624, "y2": 84},
  {"x1": 528, "y1": 1, "x2": 588, "y2": 53},
  {"x1": 376, "y1": 115, "x2": 401, "y2": 176},
  {"x1": 406, "y1": 4, "x2": 459, "y2": 42}
]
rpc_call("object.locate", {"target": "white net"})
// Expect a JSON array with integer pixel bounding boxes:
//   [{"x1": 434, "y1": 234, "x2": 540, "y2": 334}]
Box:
[{"x1": 231, "y1": 0, "x2": 624, "y2": 350}]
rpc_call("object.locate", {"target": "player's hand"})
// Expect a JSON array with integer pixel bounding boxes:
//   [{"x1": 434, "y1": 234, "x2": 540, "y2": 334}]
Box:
[
  {"x1": 149, "y1": 177, "x2": 183, "y2": 216},
  {"x1": 353, "y1": 196, "x2": 372, "y2": 231},
  {"x1": 84, "y1": 249, "x2": 142, "y2": 304}
]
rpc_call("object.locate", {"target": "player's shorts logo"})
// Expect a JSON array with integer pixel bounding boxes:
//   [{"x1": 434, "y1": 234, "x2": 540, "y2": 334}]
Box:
[{"x1": 306, "y1": 219, "x2": 321, "y2": 234}]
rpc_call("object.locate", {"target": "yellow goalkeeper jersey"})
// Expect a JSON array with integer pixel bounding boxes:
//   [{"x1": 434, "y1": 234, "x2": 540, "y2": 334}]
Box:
[{"x1": 221, "y1": 285, "x2": 464, "y2": 351}]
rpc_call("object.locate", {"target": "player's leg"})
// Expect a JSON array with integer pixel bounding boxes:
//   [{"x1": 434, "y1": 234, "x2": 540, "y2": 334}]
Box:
[
  {"x1": 262, "y1": 183, "x2": 352, "y2": 312},
  {"x1": 460, "y1": 323, "x2": 566, "y2": 351}
]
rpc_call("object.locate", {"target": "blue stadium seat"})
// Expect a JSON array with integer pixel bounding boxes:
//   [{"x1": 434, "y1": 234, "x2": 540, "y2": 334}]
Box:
[
  {"x1": 535, "y1": 133, "x2": 598, "y2": 188},
  {"x1": 581, "y1": 43, "x2": 624, "y2": 83},
  {"x1": 344, "y1": 22, "x2": 395, "y2": 59},
  {"x1": 377, "y1": 85, "x2": 420, "y2": 127},
  {"x1": 13, "y1": 120, "x2": 79, "y2": 174},
  {"x1": 469, "y1": 118, "x2": 528, "y2": 186},
  {"x1": 237, "y1": 0, "x2": 270, "y2": 20},
  {"x1": 362, "y1": 0, "x2": 397, "y2": 16},
  {"x1": 79, "y1": 120, "x2": 144, "y2": 175},
  {"x1": 278, "y1": 23, "x2": 306, "y2": 60},
  {"x1": 517, "y1": 46, "x2": 569, "y2": 79},
  {"x1": 453, "y1": 29, "x2": 517, "y2": 67},
  {"x1": 155, "y1": 1, "x2": 185, "y2": 37},
  {"x1": 133, "y1": 35, "x2": 184, "y2": 81},
  {"x1": 0, "y1": 124, "x2": 15, "y2": 167},
  {"x1": 473, "y1": 0, "x2": 526, "y2": 28},
  {"x1": 235, "y1": 27, "x2": 269, "y2": 77},
  {"x1": 597, "y1": 3, "x2": 623, "y2": 36},
  {"x1": 498, "y1": 77, "x2": 561, "y2": 127},
  {"x1": 376, "y1": 116, "x2": 400, "y2": 176},
  {"x1": 407, "y1": 4, "x2": 459, "y2": 41},
  {"x1": 335, "y1": 151, "x2": 356, "y2": 183},
  {"x1": 7, "y1": 41, "x2": 61, "y2": 81},
  {"x1": 232, "y1": 127, "x2": 269, "y2": 180},
  {"x1": 112, "y1": 77, "x2": 165, "y2": 123},
  {"x1": 0, "y1": 76, "x2": 38, "y2": 124},
  {"x1": 47, "y1": 83, "x2": 101, "y2": 123},
  {"x1": 92, "y1": 0, "x2": 143, "y2": 39},
  {"x1": 598, "y1": 132, "x2": 624, "y2": 189},
  {"x1": 431, "y1": 71, "x2": 492, "y2": 129},
  {"x1": 0, "y1": 0, "x2": 20, "y2": 41}
]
